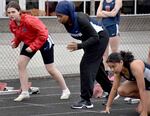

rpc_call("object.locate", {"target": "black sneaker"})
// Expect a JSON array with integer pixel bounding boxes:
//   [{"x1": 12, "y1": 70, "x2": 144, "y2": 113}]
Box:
[{"x1": 71, "y1": 99, "x2": 94, "y2": 109}]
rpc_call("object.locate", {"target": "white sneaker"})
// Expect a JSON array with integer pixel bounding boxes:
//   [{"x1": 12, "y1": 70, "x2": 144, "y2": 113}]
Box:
[
  {"x1": 14, "y1": 93, "x2": 30, "y2": 102},
  {"x1": 124, "y1": 97, "x2": 131, "y2": 102},
  {"x1": 60, "y1": 89, "x2": 71, "y2": 100},
  {"x1": 127, "y1": 98, "x2": 140, "y2": 104},
  {"x1": 129, "y1": 98, "x2": 140, "y2": 104},
  {"x1": 114, "y1": 94, "x2": 120, "y2": 100}
]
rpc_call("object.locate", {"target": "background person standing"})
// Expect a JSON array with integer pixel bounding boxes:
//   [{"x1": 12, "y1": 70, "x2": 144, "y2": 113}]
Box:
[{"x1": 96, "y1": 0, "x2": 122, "y2": 73}]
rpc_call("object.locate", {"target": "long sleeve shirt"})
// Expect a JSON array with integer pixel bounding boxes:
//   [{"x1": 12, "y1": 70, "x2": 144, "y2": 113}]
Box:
[{"x1": 9, "y1": 14, "x2": 48, "y2": 51}]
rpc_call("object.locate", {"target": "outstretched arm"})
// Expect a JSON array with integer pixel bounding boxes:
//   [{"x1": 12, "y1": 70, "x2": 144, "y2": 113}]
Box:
[
  {"x1": 131, "y1": 60, "x2": 148, "y2": 116},
  {"x1": 102, "y1": 73, "x2": 121, "y2": 114}
]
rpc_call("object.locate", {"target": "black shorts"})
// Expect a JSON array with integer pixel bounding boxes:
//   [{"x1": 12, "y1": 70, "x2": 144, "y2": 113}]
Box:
[
  {"x1": 20, "y1": 41, "x2": 54, "y2": 64},
  {"x1": 145, "y1": 78, "x2": 150, "y2": 90},
  {"x1": 105, "y1": 24, "x2": 119, "y2": 37}
]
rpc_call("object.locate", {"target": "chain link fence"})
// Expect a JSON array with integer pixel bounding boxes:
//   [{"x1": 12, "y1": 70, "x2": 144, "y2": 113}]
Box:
[{"x1": 0, "y1": 15, "x2": 150, "y2": 80}]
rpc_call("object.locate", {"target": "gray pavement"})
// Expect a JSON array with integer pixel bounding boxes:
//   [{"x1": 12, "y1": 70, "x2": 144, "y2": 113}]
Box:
[{"x1": 0, "y1": 77, "x2": 139, "y2": 116}]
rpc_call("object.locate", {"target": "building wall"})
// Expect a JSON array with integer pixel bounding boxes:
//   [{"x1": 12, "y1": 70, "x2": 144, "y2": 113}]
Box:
[{"x1": 1, "y1": 0, "x2": 150, "y2": 17}]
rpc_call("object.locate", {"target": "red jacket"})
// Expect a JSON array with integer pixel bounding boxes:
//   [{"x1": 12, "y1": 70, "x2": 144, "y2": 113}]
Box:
[{"x1": 9, "y1": 14, "x2": 48, "y2": 51}]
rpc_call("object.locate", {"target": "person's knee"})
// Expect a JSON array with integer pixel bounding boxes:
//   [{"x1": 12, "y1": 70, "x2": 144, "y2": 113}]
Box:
[
  {"x1": 118, "y1": 87, "x2": 128, "y2": 96},
  {"x1": 18, "y1": 60, "x2": 26, "y2": 70},
  {"x1": 45, "y1": 64, "x2": 55, "y2": 74}
]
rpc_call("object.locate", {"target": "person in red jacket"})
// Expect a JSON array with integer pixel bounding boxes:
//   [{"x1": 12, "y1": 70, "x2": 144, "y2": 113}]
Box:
[{"x1": 6, "y1": 1, "x2": 70, "y2": 102}]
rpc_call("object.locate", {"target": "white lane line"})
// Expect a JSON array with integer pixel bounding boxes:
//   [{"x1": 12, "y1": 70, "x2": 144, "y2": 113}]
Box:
[
  {"x1": 29, "y1": 107, "x2": 136, "y2": 116},
  {"x1": 29, "y1": 111, "x2": 99, "y2": 116},
  {"x1": 0, "y1": 105, "x2": 31, "y2": 109},
  {"x1": 0, "y1": 92, "x2": 80, "y2": 100}
]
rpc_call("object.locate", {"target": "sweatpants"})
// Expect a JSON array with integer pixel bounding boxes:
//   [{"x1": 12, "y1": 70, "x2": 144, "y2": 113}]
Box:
[{"x1": 80, "y1": 30, "x2": 112, "y2": 101}]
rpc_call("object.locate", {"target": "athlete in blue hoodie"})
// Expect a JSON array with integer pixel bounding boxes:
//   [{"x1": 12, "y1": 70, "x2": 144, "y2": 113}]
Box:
[{"x1": 55, "y1": 1, "x2": 112, "y2": 109}]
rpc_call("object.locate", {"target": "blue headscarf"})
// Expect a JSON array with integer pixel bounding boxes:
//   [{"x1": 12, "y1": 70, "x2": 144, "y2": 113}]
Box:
[
  {"x1": 55, "y1": 1, "x2": 80, "y2": 36},
  {"x1": 55, "y1": 1, "x2": 75, "y2": 23}
]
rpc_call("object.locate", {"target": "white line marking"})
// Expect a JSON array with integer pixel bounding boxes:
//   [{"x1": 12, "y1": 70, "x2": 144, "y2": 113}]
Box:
[
  {"x1": 29, "y1": 107, "x2": 136, "y2": 116},
  {"x1": 29, "y1": 111, "x2": 99, "y2": 116}
]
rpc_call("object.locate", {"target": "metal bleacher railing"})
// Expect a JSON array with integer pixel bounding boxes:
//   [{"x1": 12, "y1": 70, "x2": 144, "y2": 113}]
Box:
[{"x1": 0, "y1": 14, "x2": 150, "y2": 80}]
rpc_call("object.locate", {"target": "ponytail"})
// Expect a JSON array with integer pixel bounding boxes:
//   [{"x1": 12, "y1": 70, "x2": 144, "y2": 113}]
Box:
[
  {"x1": 107, "y1": 51, "x2": 134, "y2": 64},
  {"x1": 120, "y1": 51, "x2": 134, "y2": 63}
]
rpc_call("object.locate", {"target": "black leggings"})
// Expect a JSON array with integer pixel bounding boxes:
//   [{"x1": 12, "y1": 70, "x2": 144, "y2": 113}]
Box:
[{"x1": 80, "y1": 31, "x2": 112, "y2": 101}]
